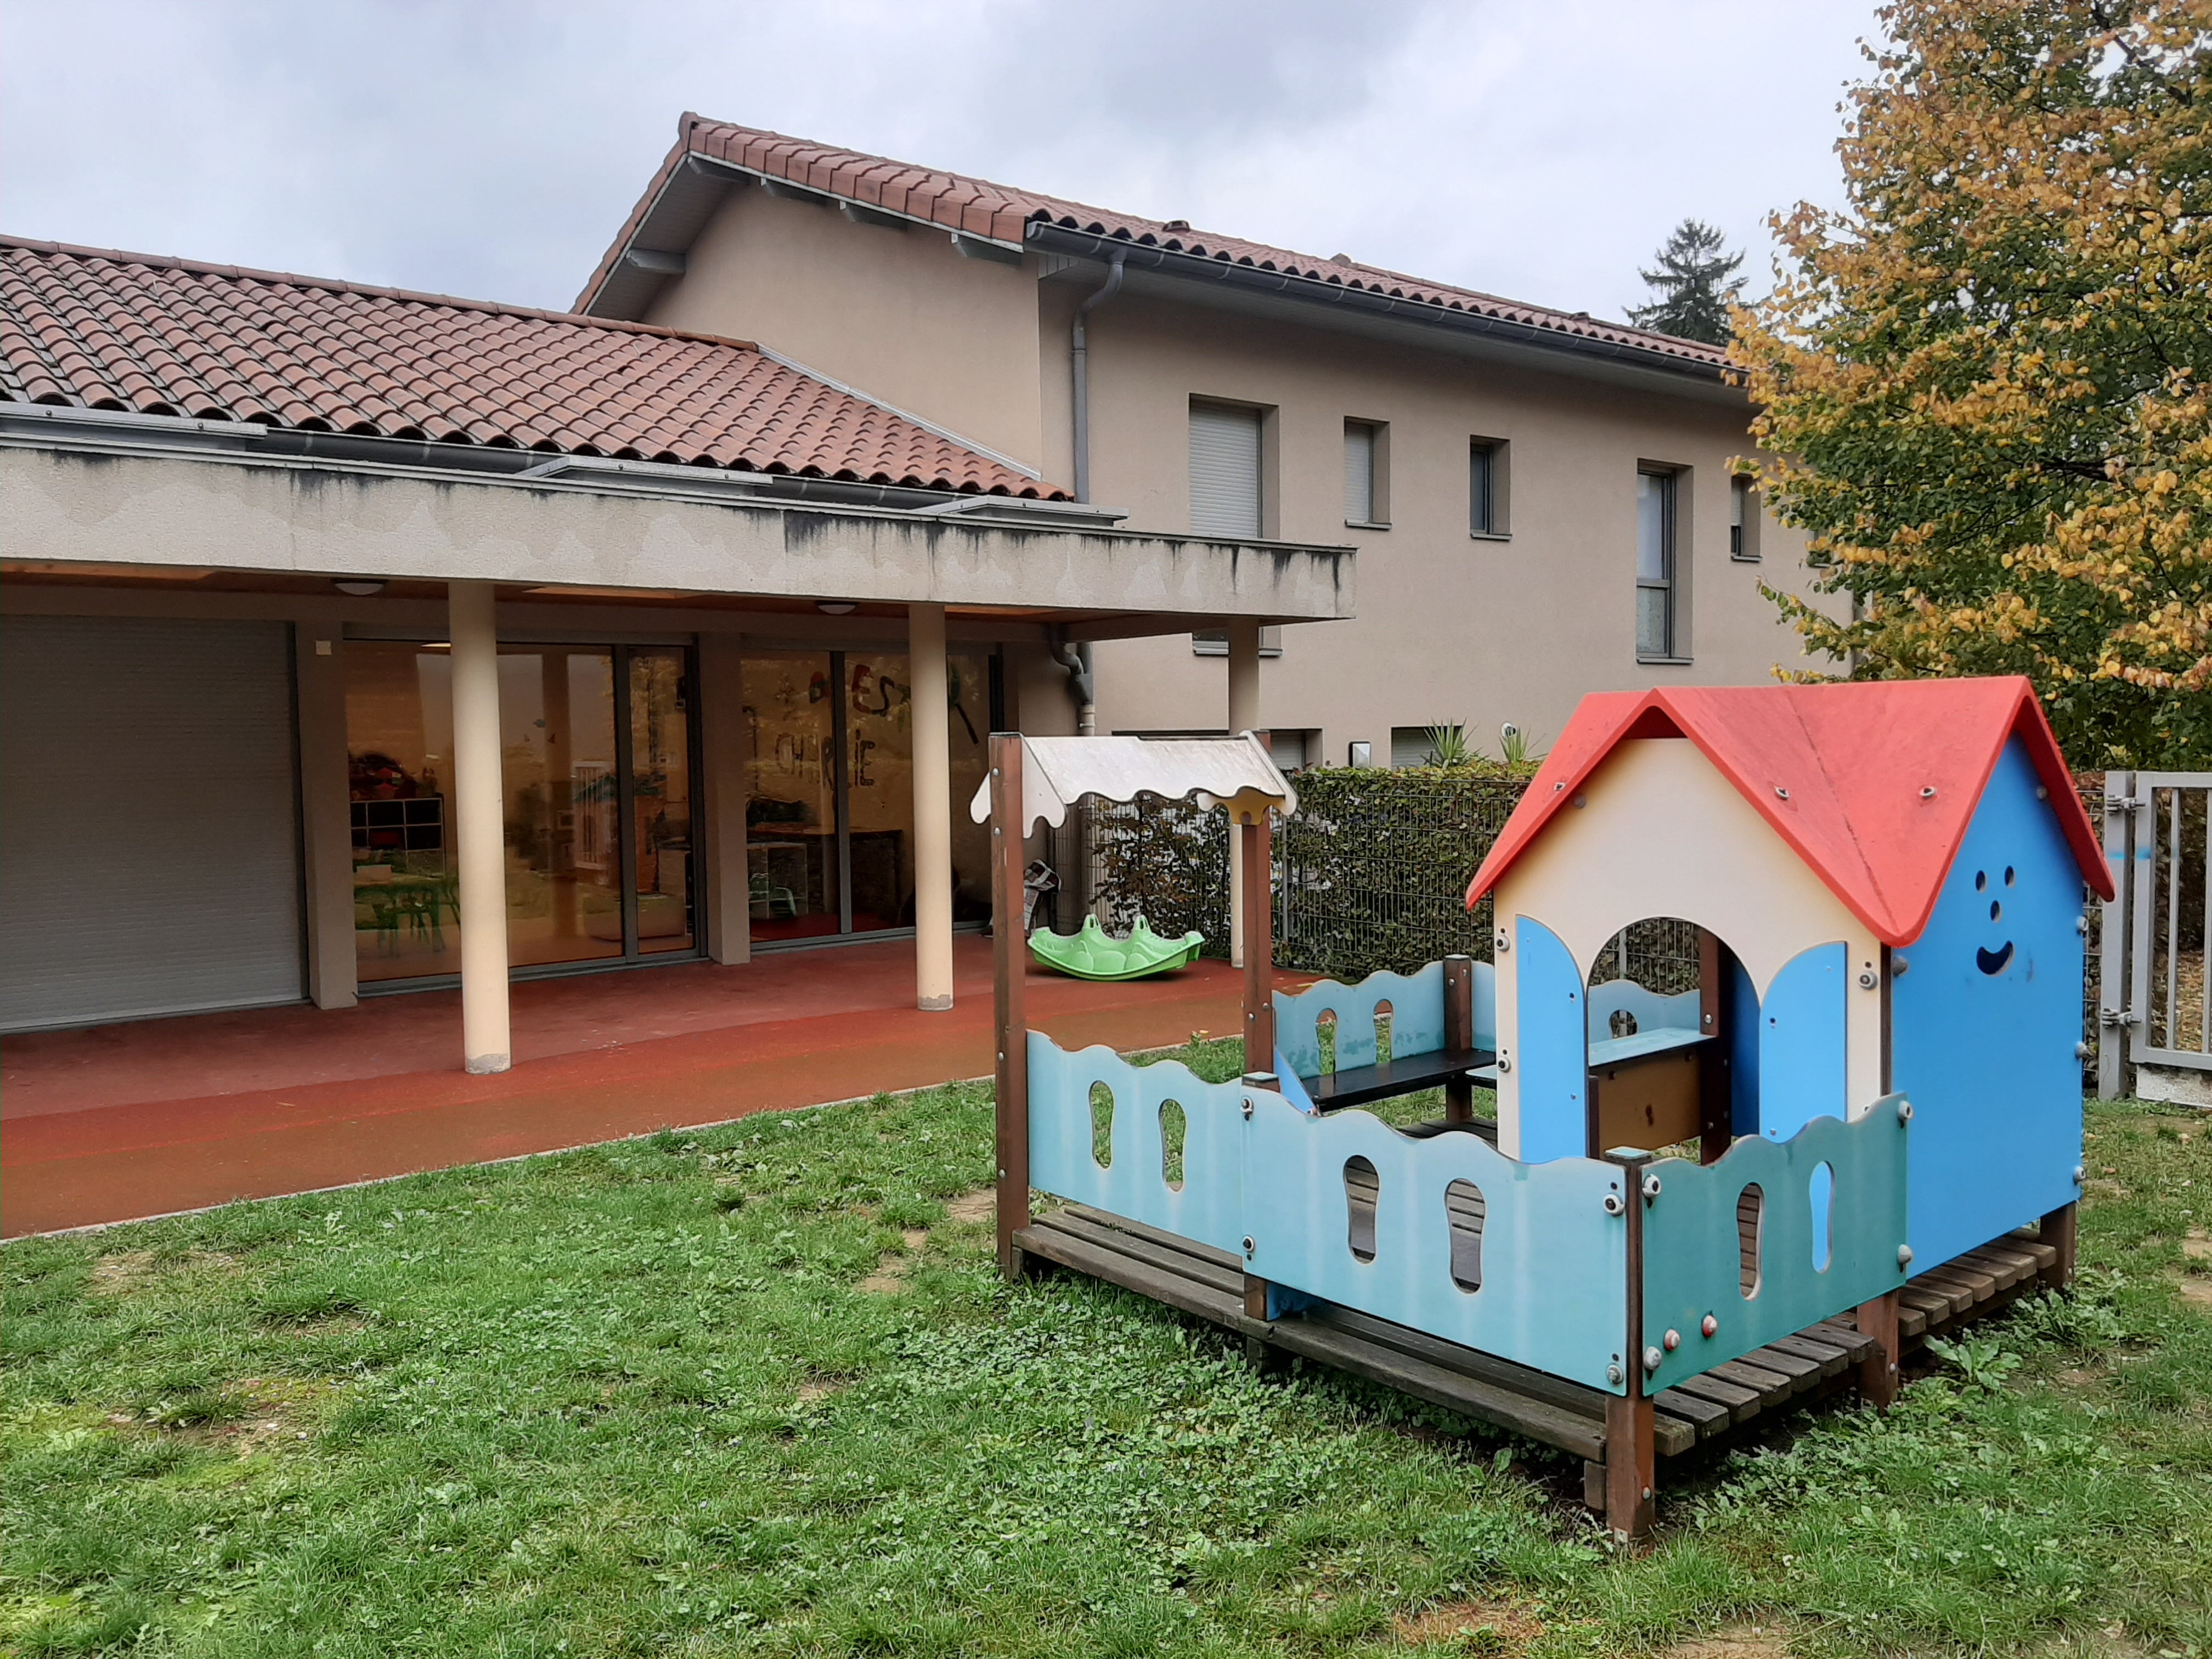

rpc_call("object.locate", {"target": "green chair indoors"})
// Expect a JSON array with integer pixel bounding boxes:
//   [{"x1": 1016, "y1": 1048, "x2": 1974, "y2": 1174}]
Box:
[{"x1": 1029, "y1": 914, "x2": 1204, "y2": 981}]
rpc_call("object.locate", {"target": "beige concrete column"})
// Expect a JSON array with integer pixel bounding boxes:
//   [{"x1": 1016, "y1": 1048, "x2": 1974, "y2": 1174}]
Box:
[
  {"x1": 1226, "y1": 619, "x2": 1261, "y2": 969},
  {"x1": 697, "y1": 633, "x2": 752, "y2": 965},
  {"x1": 449, "y1": 580, "x2": 511, "y2": 1074},
  {"x1": 910, "y1": 602, "x2": 955, "y2": 1011},
  {"x1": 293, "y1": 627, "x2": 358, "y2": 1009}
]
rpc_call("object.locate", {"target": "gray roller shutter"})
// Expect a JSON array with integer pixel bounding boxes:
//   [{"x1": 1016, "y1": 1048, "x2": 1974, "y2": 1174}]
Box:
[
  {"x1": 1, "y1": 616, "x2": 303, "y2": 1031},
  {"x1": 1189, "y1": 402, "x2": 1262, "y2": 538},
  {"x1": 1344, "y1": 421, "x2": 1375, "y2": 523}
]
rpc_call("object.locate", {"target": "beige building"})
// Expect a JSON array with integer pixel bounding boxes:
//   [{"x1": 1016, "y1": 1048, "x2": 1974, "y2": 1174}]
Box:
[{"x1": 578, "y1": 114, "x2": 1822, "y2": 768}]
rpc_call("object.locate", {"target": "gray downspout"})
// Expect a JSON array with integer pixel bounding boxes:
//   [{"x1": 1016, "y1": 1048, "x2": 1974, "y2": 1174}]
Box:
[
  {"x1": 1070, "y1": 250, "x2": 1126, "y2": 505},
  {"x1": 1051, "y1": 633, "x2": 1095, "y2": 737}
]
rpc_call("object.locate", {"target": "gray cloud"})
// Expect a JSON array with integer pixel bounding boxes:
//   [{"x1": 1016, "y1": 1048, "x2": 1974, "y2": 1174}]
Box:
[{"x1": 1, "y1": 0, "x2": 1877, "y2": 322}]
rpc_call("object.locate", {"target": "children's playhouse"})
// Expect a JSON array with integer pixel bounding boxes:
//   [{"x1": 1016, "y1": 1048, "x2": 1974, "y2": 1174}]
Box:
[{"x1": 974, "y1": 679, "x2": 2112, "y2": 1536}]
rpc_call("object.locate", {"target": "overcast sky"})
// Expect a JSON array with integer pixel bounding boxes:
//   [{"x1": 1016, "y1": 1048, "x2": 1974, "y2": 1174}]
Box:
[{"x1": 1, "y1": 0, "x2": 1880, "y2": 325}]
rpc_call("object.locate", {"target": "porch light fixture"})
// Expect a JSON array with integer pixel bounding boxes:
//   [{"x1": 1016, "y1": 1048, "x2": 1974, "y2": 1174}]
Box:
[
  {"x1": 815, "y1": 600, "x2": 857, "y2": 615},
  {"x1": 334, "y1": 578, "x2": 386, "y2": 596}
]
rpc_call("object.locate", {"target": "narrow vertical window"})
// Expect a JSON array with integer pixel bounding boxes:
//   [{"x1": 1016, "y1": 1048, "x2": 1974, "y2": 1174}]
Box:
[
  {"x1": 1189, "y1": 400, "x2": 1263, "y2": 538},
  {"x1": 1344, "y1": 420, "x2": 1378, "y2": 524},
  {"x1": 1730, "y1": 476, "x2": 1759, "y2": 561},
  {"x1": 1637, "y1": 468, "x2": 1678, "y2": 659},
  {"x1": 1470, "y1": 440, "x2": 1499, "y2": 535}
]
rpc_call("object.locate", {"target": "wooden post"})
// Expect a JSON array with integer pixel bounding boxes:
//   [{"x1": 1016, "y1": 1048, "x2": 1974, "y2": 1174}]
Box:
[
  {"x1": 1443, "y1": 954, "x2": 1476, "y2": 1122},
  {"x1": 1696, "y1": 928, "x2": 1731, "y2": 1165},
  {"x1": 1601, "y1": 1149, "x2": 1656, "y2": 1541},
  {"x1": 990, "y1": 735, "x2": 1031, "y2": 1278},
  {"x1": 1240, "y1": 814, "x2": 1275, "y2": 1074},
  {"x1": 1854, "y1": 1289, "x2": 1901, "y2": 1409},
  {"x1": 2040, "y1": 1200, "x2": 2078, "y2": 1291}
]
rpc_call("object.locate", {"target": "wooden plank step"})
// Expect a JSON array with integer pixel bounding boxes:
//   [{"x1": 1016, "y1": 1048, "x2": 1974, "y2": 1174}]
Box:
[
  {"x1": 1919, "y1": 1263, "x2": 1999, "y2": 1306},
  {"x1": 1961, "y1": 1243, "x2": 2042, "y2": 1291},
  {"x1": 1898, "y1": 1302, "x2": 1929, "y2": 1340},
  {"x1": 1045, "y1": 1209, "x2": 1245, "y2": 1297},
  {"x1": 1904, "y1": 1279, "x2": 1968, "y2": 1321},
  {"x1": 1708, "y1": 1357, "x2": 1795, "y2": 1402},
  {"x1": 1740, "y1": 1342, "x2": 1826, "y2": 1395},
  {"x1": 1061, "y1": 1203, "x2": 1244, "y2": 1273},
  {"x1": 1760, "y1": 1333, "x2": 1853, "y2": 1381},
  {"x1": 1304, "y1": 1302, "x2": 1613, "y2": 1421},
  {"x1": 1651, "y1": 1385, "x2": 1734, "y2": 1442},
  {"x1": 1805, "y1": 1319, "x2": 1879, "y2": 1364},
  {"x1": 1671, "y1": 1370, "x2": 1762, "y2": 1423},
  {"x1": 1235, "y1": 1309, "x2": 1606, "y2": 1461},
  {"x1": 1014, "y1": 1221, "x2": 1244, "y2": 1328}
]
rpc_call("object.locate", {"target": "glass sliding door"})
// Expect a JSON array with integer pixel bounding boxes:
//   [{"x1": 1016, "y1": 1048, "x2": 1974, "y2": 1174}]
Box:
[
  {"x1": 629, "y1": 647, "x2": 695, "y2": 955},
  {"x1": 345, "y1": 638, "x2": 697, "y2": 984},
  {"x1": 742, "y1": 646, "x2": 997, "y2": 946}
]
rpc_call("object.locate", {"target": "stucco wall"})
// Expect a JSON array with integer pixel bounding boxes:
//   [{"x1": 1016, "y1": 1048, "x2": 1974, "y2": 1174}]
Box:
[
  {"x1": 643, "y1": 184, "x2": 1048, "y2": 477},
  {"x1": 1066, "y1": 290, "x2": 1829, "y2": 753}
]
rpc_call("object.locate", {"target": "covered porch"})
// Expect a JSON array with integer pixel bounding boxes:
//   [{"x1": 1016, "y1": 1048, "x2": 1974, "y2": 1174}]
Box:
[{"x1": 2, "y1": 932, "x2": 1315, "y2": 1237}]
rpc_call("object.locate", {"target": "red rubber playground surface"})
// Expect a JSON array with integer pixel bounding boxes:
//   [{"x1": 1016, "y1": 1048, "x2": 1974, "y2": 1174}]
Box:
[{"x1": 3, "y1": 936, "x2": 1301, "y2": 1238}]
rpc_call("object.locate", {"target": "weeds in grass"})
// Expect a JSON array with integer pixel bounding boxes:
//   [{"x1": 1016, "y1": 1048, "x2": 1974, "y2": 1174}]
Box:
[{"x1": 4, "y1": 1082, "x2": 2209, "y2": 1656}]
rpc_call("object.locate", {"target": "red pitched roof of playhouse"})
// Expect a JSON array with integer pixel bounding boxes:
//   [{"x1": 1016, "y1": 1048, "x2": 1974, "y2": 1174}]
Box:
[{"x1": 1464, "y1": 679, "x2": 2112, "y2": 946}]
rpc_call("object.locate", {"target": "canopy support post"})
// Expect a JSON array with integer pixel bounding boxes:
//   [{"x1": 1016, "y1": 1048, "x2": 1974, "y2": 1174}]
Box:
[
  {"x1": 991, "y1": 733, "x2": 1031, "y2": 1278},
  {"x1": 1240, "y1": 811, "x2": 1274, "y2": 1073}
]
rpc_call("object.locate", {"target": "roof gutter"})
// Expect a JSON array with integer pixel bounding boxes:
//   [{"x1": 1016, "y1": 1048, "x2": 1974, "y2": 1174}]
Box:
[{"x1": 1025, "y1": 224, "x2": 1731, "y2": 388}]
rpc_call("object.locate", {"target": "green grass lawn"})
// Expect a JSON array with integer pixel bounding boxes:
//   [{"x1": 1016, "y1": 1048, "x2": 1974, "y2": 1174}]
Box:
[{"x1": 5, "y1": 1040, "x2": 2210, "y2": 1657}]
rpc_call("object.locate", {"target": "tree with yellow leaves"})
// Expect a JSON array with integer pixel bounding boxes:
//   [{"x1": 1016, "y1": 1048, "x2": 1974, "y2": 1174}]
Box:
[{"x1": 1733, "y1": 0, "x2": 2211, "y2": 765}]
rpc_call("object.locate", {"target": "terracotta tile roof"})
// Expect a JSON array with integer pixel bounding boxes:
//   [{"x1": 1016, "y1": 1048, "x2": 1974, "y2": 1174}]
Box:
[
  {"x1": 578, "y1": 113, "x2": 1728, "y2": 373},
  {"x1": 0, "y1": 236, "x2": 1060, "y2": 496}
]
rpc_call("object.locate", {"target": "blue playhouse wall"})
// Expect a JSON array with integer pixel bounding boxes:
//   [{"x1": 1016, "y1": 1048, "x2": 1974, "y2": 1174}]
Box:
[
  {"x1": 1890, "y1": 737, "x2": 2086, "y2": 1272},
  {"x1": 1027, "y1": 1031, "x2": 1909, "y2": 1395}
]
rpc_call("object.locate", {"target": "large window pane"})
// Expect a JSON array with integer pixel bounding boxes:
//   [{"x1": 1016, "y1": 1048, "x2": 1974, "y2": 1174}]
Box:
[
  {"x1": 1637, "y1": 585, "x2": 1672, "y2": 659},
  {"x1": 1638, "y1": 471, "x2": 1672, "y2": 581},
  {"x1": 743, "y1": 652, "x2": 840, "y2": 941},
  {"x1": 844, "y1": 652, "x2": 915, "y2": 933},
  {"x1": 947, "y1": 652, "x2": 992, "y2": 924},
  {"x1": 502, "y1": 647, "x2": 623, "y2": 969},
  {"x1": 631, "y1": 648, "x2": 694, "y2": 955},
  {"x1": 347, "y1": 641, "x2": 461, "y2": 983}
]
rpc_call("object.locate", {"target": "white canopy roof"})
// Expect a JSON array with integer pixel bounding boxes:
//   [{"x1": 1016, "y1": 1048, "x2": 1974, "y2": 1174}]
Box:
[{"x1": 967, "y1": 733, "x2": 1297, "y2": 833}]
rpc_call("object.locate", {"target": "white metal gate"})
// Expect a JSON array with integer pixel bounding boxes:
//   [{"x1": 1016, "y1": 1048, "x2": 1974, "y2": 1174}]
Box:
[{"x1": 2099, "y1": 770, "x2": 2211, "y2": 1102}]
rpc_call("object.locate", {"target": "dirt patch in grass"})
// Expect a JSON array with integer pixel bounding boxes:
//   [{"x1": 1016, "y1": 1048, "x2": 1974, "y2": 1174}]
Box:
[
  {"x1": 793, "y1": 1378, "x2": 847, "y2": 1404},
  {"x1": 944, "y1": 1188, "x2": 995, "y2": 1226},
  {"x1": 1393, "y1": 1597, "x2": 1545, "y2": 1650},
  {"x1": 1664, "y1": 1624, "x2": 1791, "y2": 1657},
  {"x1": 857, "y1": 1229, "x2": 932, "y2": 1295},
  {"x1": 127, "y1": 1376, "x2": 327, "y2": 1452},
  {"x1": 2183, "y1": 1230, "x2": 2211, "y2": 1261},
  {"x1": 90, "y1": 1249, "x2": 238, "y2": 1294}
]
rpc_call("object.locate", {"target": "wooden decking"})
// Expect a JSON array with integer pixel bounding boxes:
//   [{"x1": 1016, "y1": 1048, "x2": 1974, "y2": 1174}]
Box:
[{"x1": 1014, "y1": 1203, "x2": 2062, "y2": 1470}]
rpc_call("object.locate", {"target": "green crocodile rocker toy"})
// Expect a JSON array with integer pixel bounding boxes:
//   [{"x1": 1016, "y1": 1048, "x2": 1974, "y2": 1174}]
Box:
[{"x1": 1029, "y1": 914, "x2": 1204, "y2": 981}]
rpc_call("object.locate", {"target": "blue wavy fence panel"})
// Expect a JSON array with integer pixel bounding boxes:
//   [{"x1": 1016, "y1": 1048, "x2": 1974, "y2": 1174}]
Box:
[
  {"x1": 1758, "y1": 942, "x2": 1849, "y2": 1142},
  {"x1": 1585, "y1": 980, "x2": 1701, "y2": 1040},
  {"x1": 1242, "y1": 1091, "x2": 1630, "y2": 1393},
  {"x1": 1273, "y1": 962, "x2": 1447, "y2": 1079},
  {"x1": 1640, "y1": 1103, "x2": 1909, "y2": 1393},
  {"x1": 1514, "y1": 917, "x2": 1588, "y2": 1163},
  {"x1": 1026, "y1": 1035, "x2": 1249, "y2": 1256}
]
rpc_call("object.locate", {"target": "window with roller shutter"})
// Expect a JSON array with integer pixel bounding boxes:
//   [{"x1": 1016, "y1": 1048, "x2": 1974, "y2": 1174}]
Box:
[{"x1": 1188, "y1": 400, "x2": 1262, "y2": 539}]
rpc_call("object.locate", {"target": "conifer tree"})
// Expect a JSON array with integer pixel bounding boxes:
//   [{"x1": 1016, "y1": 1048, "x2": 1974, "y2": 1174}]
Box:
[{"x1": 1627, "y1": 219, "x2": 1745, "y2": 345}]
